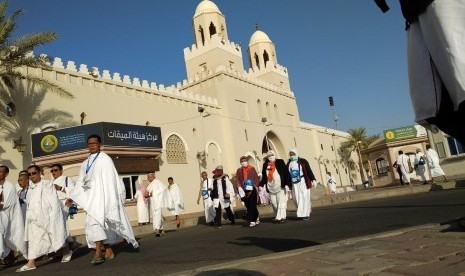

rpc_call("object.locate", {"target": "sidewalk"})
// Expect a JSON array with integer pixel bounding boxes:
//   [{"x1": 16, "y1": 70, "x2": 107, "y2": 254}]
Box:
[
  {"x1": 171, "y1": 222, "x2": 465, "y2": 275},
  {"x1": 167, "y1": 180, "x2": 465, "y2": 276}
]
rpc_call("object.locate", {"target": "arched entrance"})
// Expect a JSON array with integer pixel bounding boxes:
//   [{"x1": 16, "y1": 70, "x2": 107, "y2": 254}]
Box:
[{"x1": 261, "y1": 131, "x2": 286, "y2": 159}]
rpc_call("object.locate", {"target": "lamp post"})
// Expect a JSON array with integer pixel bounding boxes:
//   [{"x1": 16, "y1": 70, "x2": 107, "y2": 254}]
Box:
[
  {"x1": 13, "y1": 136, "x2": 27, "y2": 155},
  {"x1": 332, "y1": 133, "x2": 343, "y2": 186},
  {"x1": 262, "y1": 117, "x2": 270, "y2": 151},
  {"x1": 357, "y1": 141, "x2": 365, "y2": 182}
]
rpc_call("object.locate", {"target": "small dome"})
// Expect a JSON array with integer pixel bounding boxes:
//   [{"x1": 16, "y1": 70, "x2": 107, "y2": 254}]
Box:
[
  {"x1": 249, "y1": 30, "x2": 272, "y2": 46},
  {"x1": 194, "y1": 0, "x2": 222, "y2": 17}
]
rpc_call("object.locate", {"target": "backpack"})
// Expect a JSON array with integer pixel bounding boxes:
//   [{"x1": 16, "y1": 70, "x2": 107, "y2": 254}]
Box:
[{"x1": 418, "y1": 156, "x2": 425, "y2": 165}]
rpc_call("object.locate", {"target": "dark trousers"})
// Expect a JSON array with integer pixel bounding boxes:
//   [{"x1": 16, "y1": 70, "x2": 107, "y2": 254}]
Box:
[
  {"x1": 243, "y1": 189, "x2": 259, "y2": 222},
  {"x1": 397, "y1": 167, "x2": 404, "y2": 185},
  {"x1": 215, "y1": 202, "x2": 235, "y2": 226},
  {"x1": 426, "y1": 84, "x2": 465, "y2": 146}
]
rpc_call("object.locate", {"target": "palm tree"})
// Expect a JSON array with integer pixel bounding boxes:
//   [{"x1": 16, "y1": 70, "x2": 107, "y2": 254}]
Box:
[
  {"x1": 0, "y1": 81, "x2": 76, "y2": 169},
  {"x1": 0, "y1": 0, "x2": 73, "y2": 99},
  {"x1": 340, "y1": 127, "x2": 380, "y2": 182},
  {"x1": 0, "y1": 0, "x2": 74, "y2": 169}
]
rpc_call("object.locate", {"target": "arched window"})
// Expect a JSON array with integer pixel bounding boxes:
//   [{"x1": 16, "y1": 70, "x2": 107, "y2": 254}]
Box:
[
  {"x1": 209, "y1": 22, "x2": 217, "y2": 37},
  {"x1": 263, "y1": 50, "x2": 269, "y2": 68},
  {"x1": 166, "y1": 134, "x2": 187, "y2": 164},
  {"x1": 376, "y1": 158, "x2": 387, "y2": 174},
  {"x1": 266, "y1": 102, "x2": 271, "y2": 118},
  {"x1": 257, "y1": 99, "x2": 263, "y2": 117},
  {"x1": 254, "y1": 53, "x2": 260, "y2": 69},
  {"x1": 274, "y1": 104, "x2": 279, "y2": 121},
  {"x1": 198, "y1": 25, "x2": 205, "y2": 46}
]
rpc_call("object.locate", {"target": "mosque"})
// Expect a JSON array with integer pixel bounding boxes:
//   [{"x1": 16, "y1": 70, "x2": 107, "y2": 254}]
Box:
[{"x1": 1, "y1": 0, "x2": 361, "y2": 227}]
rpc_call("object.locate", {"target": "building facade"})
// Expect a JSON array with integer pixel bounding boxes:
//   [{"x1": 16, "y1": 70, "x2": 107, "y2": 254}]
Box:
[{"x1": 0, "y1": 0, "x2": 361, "y2": 228}]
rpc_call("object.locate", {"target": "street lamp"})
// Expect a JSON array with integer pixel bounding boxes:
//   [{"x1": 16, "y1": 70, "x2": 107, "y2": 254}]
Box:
[
  {"x1": 262, "y1": 117, "x2": 271, "y2": 151},
  {"x1": 357, "y1": 141, "x2": 365, "y2": 182},
  {"x1": 13, "y1": 136, "x2": 27, "y2": 154}
]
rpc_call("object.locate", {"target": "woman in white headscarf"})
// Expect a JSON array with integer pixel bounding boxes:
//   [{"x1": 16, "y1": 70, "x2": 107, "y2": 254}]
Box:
[
  {"x1": 287, "y1": 149, "x2": 316, "y2": 221},
  {"x1": 134, "y1": 180, "x2": 150, "y2": 225},
  {"x1": 260, "y1": 150, "x2": 291, "y2": 223}
]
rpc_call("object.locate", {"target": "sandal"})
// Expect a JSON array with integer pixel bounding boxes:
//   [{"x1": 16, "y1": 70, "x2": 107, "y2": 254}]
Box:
[
  {"x1": 91, "y1": 257, "x2": 105, "y2": 265},
  {"x1": 16, "y1": 265, "x2": 36, "y2": 272},
  {"x1": 61, "y1": 250, "x2": 73, "y2": 263}
]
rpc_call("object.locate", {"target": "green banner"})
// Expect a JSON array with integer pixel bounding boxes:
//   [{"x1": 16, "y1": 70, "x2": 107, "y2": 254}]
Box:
[{"x1": 383, "y1": 125, "x2": 421, "y2": 143}]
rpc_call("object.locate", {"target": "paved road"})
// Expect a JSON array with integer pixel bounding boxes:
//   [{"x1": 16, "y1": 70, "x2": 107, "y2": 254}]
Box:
[{"x1": 3, "y1": 189, "x2": 465, "y2": 275}]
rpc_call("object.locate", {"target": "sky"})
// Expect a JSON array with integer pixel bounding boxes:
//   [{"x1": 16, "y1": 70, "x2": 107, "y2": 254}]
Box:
[{"x1": 9, "y1": 0, "x2": 413, "y2": 136}]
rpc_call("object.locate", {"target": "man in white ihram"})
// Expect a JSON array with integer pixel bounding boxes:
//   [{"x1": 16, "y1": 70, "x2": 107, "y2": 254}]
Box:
[
  {"x1": 395, "y1": 150, "x2": 411, "y2": 186},
  {"x1": 68, "y1": 134, "x2": 138, "y2": 265},
  {"x1": 145, "y1": 172, "x2": 172, "y2": 237},
  {"x1": 425, "y1": 145, "x2": 448, "y2": 183},
  {"x1": 0, "y1": 165, "x2": 27, "y2": 267}
]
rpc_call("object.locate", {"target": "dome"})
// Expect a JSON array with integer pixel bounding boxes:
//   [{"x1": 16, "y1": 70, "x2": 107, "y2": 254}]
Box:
[
  {"x1": 249, "y1": 30, "x2": 272, "y2": 46},
  {"x1": 194, "y1": 0, "x2": 222, "y2": 17}
]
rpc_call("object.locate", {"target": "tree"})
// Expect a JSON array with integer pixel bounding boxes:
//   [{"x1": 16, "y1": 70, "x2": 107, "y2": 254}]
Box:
[
  {"x1": 0, "y1": 0, "x2": 73, "y2": 100},
  {"x1": 340, "y1": 128, "x2": 380, "y2": 182},
  {"x1": 0, "y1": 81, "x2": 76, "y2": 169}
]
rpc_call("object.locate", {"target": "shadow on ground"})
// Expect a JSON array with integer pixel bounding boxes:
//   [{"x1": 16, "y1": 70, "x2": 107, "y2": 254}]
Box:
[
  {"x1": 195, "y1": 269, "x2": 266, "y2": 276},
  {"x1": 228, "y1": 236, "x2": 319, "y2": 252}
]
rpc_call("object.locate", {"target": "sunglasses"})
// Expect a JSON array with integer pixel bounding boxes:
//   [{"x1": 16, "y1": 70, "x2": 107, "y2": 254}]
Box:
[
  {"x1": 28, "y1": 171, "x2": 38, "y2": 176},
  {"x1": 51, "y1": 169, "x2": 60, "y2": 173}
]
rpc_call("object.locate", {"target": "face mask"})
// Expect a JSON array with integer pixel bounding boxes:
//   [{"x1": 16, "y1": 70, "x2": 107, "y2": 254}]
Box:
[
  {"x1": 268, "y1": 156, "x2": 276, "y2": 162},
  {"x1": 290, "y1": 156, "x2": 298, "y2": 161},
  {"x1": 241, "y1": 161, "x2": 248, "y2": 168}
]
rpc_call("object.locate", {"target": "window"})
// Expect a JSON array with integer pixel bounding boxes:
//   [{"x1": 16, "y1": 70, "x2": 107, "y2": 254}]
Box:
[
  {"x1": 320, "y1": 144, "x2": 324, "y2": 150},
  {"x1": 274, "y1": 104, "x2": 279, "y2": 121},
  {"x1": 376, "y1": 158, "x2": 388, "y2": 174},
  {"x1": 447, "y1": 136, "x2": 464, "y2": 156},
  {"x1": 209, "y1": 22, "x2": 217, "y2": 37},
  {"x1": 166, "y1": 134, "x2": 187, "y2": 164},
  {"x1": 121, "y1": 175, "x2": 139, "y2": 201},
  {"x1": 198, "y1": 25, "x2": 205, "y2": 46},
  {"x1": 245, "y1": 129, "x2": 248, "y2": 141},
  {"x1": 435, "y1": 142, "x2": 446, "y2": 158},
  {"x1": 263, "y1": 50, "x2": 269, "y2": 68},
  {"x1": 266, "y1": 102, "x2": 271, "y2": 119},
  {"x1": 257, "y1": 99, "x2": 263, "y2": 117},
  {"x1": 254, "y1": 53, "x2": 259, "y2": 69}
]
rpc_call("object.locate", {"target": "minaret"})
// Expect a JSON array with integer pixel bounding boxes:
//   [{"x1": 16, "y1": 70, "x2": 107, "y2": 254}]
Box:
[
  {"x1": 247, "y1": 25, "x2": 290, "y2": 90},
  {"x1": 184, "y1": 0, "x2": 244, "y2": 80}
]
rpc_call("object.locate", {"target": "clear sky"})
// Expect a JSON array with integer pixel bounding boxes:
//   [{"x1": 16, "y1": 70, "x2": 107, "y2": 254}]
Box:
[{"x1": 9, "y1": 0, "x2": 413, "y2": 136}]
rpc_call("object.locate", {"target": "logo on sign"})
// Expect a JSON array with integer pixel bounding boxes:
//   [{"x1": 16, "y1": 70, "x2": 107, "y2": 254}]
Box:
[
  {"x1": 40, "y1": 134, "x2": 58, "y2": 153},
  {"x1": 385, "y1": 131, "x2": 395, "y2": 140}
]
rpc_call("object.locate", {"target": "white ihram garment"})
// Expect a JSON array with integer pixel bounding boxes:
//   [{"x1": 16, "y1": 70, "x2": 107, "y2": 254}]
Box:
[
  {"x1": 147, "y1": 179, "x2": 172, "y2": 230},
  {"x1": 134, "y1": 190, "x2": 150, "y2": 224},
  {"x1": 0, "y1": 180, "x2": 27, "y2": 259},
  {"x1": 167, "y1": 183, "x2": 184, "y2": 216},
  {"x1": 407, "y1": 0, "x2": 465, "y2": 123},
  {"x1": 289, "y1": 161, "x2": 311, "y2": 218},
  {"x1": 396, "y1": 154, "x2": 411, "y2": 184},
  {"x1": 25, "y1": 179, "x2": 67, "y2": 259},
  {"x1": 70, "y1": 152, "x2": 138, "y2": 248},
  {"x1": 426, "y1": 148, "x2": 446, "y2": 177},
  {"x1": 201, "y1": 178, "x2": 215, "y2": 223},
  {"x1": 267, "y1": 169, "x2": 287, "y2": 220}
]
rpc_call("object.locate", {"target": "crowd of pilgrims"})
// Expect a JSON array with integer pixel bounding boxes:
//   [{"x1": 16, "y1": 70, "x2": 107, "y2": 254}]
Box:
[{"x1": 0, "y1": 145, "x2": 319, "y2": 272}]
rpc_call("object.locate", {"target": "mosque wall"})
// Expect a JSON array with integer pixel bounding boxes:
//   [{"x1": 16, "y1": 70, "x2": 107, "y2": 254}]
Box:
[{"x1": 0, "y1": 0, "x2": 365, "y2": 232}]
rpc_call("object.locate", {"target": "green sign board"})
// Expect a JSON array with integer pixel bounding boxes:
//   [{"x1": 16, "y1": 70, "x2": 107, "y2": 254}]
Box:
[{"x1": 383, "y1": 125, "x2": 426, "y2": 143}]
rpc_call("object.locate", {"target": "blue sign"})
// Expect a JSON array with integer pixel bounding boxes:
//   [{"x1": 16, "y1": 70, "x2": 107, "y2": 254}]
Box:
[{"x1": 31, "y1": 122, "x2": 162, "y2": 158}]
